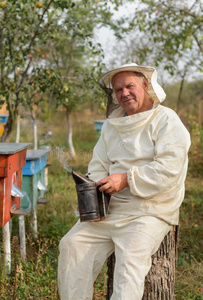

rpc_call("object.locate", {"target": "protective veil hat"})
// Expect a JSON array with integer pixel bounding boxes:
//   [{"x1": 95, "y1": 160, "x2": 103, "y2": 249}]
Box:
[{"x1": 98, "y1": 63, "x2": 166, "y2": 105}]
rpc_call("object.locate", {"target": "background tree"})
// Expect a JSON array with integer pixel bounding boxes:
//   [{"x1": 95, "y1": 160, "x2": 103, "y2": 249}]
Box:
[
  {"x1": 22, "y1": 66, "x2": 62, "y2": 149},
  {"x1": 110, "y1": 0, "x2": 202, "y2": 72},
  {"x1": 0, "y1": 0, "x2": 122, "y2": 157},
  {"x1": 38, "y1": 0, "x2": 114, "y2": 158},
  {"x1": 0, "y1": 0, "x2": 74, "y2": 142},
  {"x1": 108, "y1": 0, "x2": 202, "y2": 115}
]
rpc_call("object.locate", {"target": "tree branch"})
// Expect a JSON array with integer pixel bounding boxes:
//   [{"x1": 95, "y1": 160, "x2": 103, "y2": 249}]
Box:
[
  {"x1": 17, "y1": 0, "x2": 54, "y2": 92},
  {"x1": 0, "y1": 22, "x2": 5, "y2": 88},
  {"x1": 7, "y1": 29, "x2": 18, "y2": 85}
]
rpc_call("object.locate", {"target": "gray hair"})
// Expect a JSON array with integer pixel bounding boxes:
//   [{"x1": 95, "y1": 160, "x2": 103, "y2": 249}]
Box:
[
  {"x1": 133, "y1": 71, "x2": 146, "y2": 81},
  {"x1": 112, "y1": 70, "x2": 147, "y2": 87}
]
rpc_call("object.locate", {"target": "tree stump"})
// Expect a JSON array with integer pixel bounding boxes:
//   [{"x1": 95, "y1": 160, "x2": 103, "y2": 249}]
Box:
[{"x1": 106, "y1": 225, "x2": 179, "y2": 300}]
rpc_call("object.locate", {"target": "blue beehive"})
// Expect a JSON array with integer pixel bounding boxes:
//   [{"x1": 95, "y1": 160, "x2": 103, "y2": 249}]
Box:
[
  {"x1": 0, "y1": 115, "x2": 9, "y2": 123},
  {"x1": 0, "y1": 114, "x2": 9, "y2": 137},
  {"x1": 21, "y1": 149, "x2": 51, "y2": 211},
  {"x1": 93, "y1": 120, "x2": 105, "y2": 140}
]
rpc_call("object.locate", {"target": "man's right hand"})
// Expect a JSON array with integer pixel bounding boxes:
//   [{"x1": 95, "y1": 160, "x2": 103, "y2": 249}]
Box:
[{"x1": 96, "y1": 173, "x2": 128, "y2": 195}]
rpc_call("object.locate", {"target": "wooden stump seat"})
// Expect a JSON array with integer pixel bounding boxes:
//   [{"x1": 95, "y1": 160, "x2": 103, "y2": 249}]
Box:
[{"x1": 106, "y1": 225, "x2": 179, "y2": 300}]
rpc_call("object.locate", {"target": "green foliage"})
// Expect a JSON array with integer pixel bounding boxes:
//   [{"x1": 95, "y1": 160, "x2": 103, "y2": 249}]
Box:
[
  {"x1": 0, "y1": 0, "x2": 120, "y2": 141},
  {"x1": 0, "y1": 0, "x2": 67, "y2": 140},
  {"x1": 187, "y1": 115, "x2": 203, "y2": 176},
  {"x1": 109, "y1": 0, "x2": 202, "y2": 82},
  {"x1": 164, "y1": 79, "x2": 203, "y2": 115},
  {"x1": 37, "y1": 96, "x2": 53, "y2": 122},
  {"x1": 40, "y1": 0, "x2": 112, "y2": 113},
  {"x1": 0, "y1": 235, "x2": 59, "y2": 299},
  {"x1": 176, "y1": 176, "x2": 203, "y2": 300},
  {"x1": 163, "y1": 80, "x2": 203, "y2": 177}
]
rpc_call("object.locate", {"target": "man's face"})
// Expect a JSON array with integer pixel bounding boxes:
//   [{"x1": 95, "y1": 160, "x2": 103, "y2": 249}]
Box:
[{"x1": 112, "y1": 71, "x2": 152, "y2": 115}]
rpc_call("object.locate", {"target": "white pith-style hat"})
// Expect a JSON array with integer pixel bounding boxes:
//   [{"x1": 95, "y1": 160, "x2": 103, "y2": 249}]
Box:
[{"x1": 98, "y1": 63, "x2": 166, "y2": 104}]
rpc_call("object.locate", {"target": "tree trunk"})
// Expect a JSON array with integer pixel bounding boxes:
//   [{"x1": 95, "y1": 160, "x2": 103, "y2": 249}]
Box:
[
  {"x1": 31, "y1": 109, "x2": 37, "y2": 150},
  {"x1": 106, "y1": 226, "x2": 179, "y2": 300},
  {"x1": 2, "y1": 221, "x2": 11, "y2": 274},
  {"x1": 106, "y1": 251, "x2": 116, "y2": 299},
  {"x1": 176, "y1": 68, "x2": 187, "y2": 115},
  {"x1": 65, "y1": 109, "x2": 76, "y2": 160},
  {"x1": 15, "y1": 112, "x2": 20, "y2": 143},
  {"x1": 31, "y1": 209, "x2": 38, "y2": 242},
  {"x1": 198, "y1": 100, "x2": 202, "y2": 125},
  {"x1": 18, "y1": 215, "x2": 26, "y2": 260},
  {"x1": 31, "y1": 108, "x2": 38, "y2": 241}
]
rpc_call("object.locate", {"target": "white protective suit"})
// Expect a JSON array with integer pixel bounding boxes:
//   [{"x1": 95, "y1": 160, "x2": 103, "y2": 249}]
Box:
[
  {"x1": 88, "y1": 104, "x2": 191, "y2": 225},
  {"x1": 58, "y1": 64, "x2": 191, "y2": 300}
]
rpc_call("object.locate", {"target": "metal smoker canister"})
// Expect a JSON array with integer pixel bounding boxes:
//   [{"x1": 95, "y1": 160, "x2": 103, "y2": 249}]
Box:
[
  {"x1": 76, "y1": 181, "x2": 101, "y2": 222},
  {"x1": 72, "y1": 171, "x2": 101, "y2": 222}
]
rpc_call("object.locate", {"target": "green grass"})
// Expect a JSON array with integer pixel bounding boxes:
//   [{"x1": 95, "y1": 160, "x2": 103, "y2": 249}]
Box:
[
  {"x1": 0, "y1": 107, "x2": 202, "y2": 299},
  {"x1": 175, "y1": 176, "x2": 203, "y2": 300}
]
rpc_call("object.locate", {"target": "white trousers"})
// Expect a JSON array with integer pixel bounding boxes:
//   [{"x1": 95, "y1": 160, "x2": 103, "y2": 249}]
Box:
[{"x1": 58, "y1": 214, "x2": 172, "y2": 300}]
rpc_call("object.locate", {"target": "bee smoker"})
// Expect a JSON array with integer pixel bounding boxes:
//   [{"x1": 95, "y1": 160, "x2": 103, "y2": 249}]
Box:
[{"x1": 71, "y1": 170, "x2": 111, "y2": 222}]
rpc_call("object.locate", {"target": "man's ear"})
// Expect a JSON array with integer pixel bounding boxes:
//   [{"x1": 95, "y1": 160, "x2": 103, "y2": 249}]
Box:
[{"x1": 143, "y1": 78, "x2": 148, "y2": 91}]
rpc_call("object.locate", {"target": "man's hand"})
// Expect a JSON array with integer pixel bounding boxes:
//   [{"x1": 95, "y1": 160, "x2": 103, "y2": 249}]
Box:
[{"x1": 96, "y1": 173, "x2": 128, "y2": 195}]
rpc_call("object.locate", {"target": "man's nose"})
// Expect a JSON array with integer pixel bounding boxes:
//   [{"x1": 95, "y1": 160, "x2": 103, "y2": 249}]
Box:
[{"x1": 122, "y1": 88, "x2": 129, "y2": 97}]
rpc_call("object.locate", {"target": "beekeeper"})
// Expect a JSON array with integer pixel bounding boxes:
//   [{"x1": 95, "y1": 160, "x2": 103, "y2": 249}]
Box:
[{"x1": 58, "y1": 63, "x2": 191, "y2": 300}]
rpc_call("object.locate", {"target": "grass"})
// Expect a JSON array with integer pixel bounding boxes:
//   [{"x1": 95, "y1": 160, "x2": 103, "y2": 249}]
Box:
[
  {"x1": 175, "y1": 176, "x2": 203, "y2": 300},
  {"x1": 0, "y1": 106, "x2": 202, "y2": 299}
]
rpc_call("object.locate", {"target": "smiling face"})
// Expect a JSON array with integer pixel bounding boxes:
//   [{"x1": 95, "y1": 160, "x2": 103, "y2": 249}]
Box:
[{"x1": 112, "y1": 71, "x2": 153, "y2": 115}]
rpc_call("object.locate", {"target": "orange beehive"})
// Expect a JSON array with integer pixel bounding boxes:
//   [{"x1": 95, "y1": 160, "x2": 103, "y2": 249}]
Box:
[{"x1": 0, "y1": 143, "x2": 31, "y2": 227}]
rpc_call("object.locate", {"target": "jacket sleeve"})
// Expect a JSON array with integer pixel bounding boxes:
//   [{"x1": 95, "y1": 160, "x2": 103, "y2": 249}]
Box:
[
  {"x1": 88, "y1": 122, "x2": 111, "y2": 182},
  {"x1": 127, "y1": 112, "x2": 191, "y2": 198}
]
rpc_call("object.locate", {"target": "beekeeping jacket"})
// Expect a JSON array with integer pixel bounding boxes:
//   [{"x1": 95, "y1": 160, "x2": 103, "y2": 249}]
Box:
[{"x1": 88, "y1": 64, "x2": 191, "y2": 225}]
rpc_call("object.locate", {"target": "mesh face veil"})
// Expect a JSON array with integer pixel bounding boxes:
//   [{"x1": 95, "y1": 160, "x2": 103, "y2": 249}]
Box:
[{"x1": 97, "y1": 81, "x2": 119, "y2": 118}]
